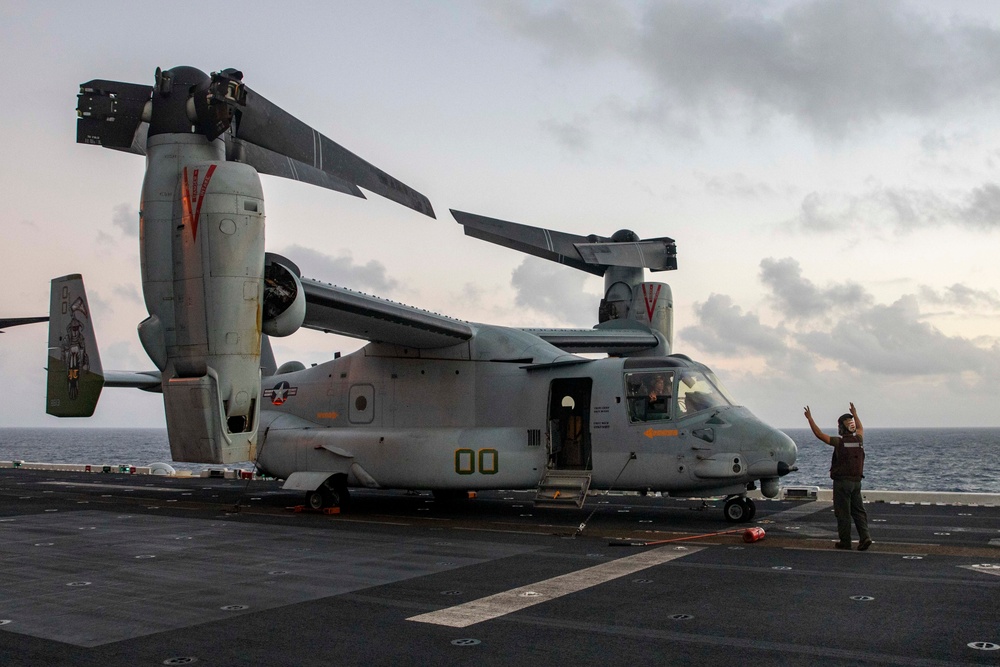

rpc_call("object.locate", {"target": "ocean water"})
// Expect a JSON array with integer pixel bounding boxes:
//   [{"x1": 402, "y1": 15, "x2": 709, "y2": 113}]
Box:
[{"x1": 0, "y1": 427, "x2": 998, "y2": 493}]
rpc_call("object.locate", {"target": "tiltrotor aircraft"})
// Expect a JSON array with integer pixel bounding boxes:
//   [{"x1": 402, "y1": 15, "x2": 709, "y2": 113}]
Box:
[{"x1": 47, "y1": 65, "x2": 796, "y2": 522}]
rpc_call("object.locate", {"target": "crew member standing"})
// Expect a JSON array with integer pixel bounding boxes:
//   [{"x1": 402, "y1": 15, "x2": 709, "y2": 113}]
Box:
[{"x1": 803, "y1": 402, "x2": 873, "y2": 551}]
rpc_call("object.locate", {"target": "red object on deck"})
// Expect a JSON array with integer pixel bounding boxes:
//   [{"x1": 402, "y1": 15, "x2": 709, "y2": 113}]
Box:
[{"x1": 743, "y1": 527, "x2": 766, "y2": 543}]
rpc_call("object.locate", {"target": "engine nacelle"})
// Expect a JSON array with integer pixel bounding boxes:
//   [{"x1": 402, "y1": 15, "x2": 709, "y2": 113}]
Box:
[
  {"x1": 142, "y1": 139, "x2": 265, "y2": 464},
  {"x1": 631, "y1": 282, "x2": 673, "y2": 352},
  {"x1": 262, "y1": 254, "x2": 306, "y2": 337}
]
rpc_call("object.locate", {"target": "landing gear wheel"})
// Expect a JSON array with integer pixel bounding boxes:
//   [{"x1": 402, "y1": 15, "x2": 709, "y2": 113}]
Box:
[
  {"x1": 723, "y1": 497, "x2": 745, "y2": 523},
  {"x1": 333, "y1": 480, "x2": 350, "y2": 511},
  {"x1": 432, "y1": 489, "x2": 470, "y2": 503},
  {"x1": 724, "y1": 496, "x2": 754, "y2": 523},
  {"x1": 306, "y1": 489, "x2": 329, "y2": 510}
]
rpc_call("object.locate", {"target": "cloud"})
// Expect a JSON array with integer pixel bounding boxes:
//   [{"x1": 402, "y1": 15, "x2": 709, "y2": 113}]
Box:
[
  {"x1": 112, "y1": 203, "x2": 139, "y2": 237},
  {"x1": 681, "y1": 257, "x2": 1000, "y2": 382},
  {"x1": 493, "y1": 0, "x2": 1000, "y2": 139},
  {"x1": 787, "y1": 183, "x2": 1000, "y2": 233},
  {"x1": 797, "y1": 295, "x2": 999, "y2": 376},
  {"x1": 702, "y1": 172, "x2": 776, "y2": 200},
  {"x1": 112, "y1": 283, "x2": 144, "y2": 306},
  {"x1": 682, "y1": 293, "x2": 789, "y2": 356},
  {"x1": 510, "y1": 257, "x2": 599, "y2": 326},
  {"x1": 279, "y1": 244, "x2": 399, "y2": 295},
  {"x1": 759, "y1": 257, "x2": 871, "y2": 320},
  {"x1": 919, "y1": 283, "x2": 1000, "y2": 310},
  {"x1": 540, "y1": 117, "x2": 592, "y2": 152}
]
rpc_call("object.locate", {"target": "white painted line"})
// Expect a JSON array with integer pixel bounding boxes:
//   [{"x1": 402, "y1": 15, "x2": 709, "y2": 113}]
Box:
[
  {"x1": 40, "y1": 481, "x2": 185, "y2": 493},
  {"x1": 963, "y1": 564, "x2": 1000, "y2": 578},
  {"x1": 407, "y1": 545, "x2": 703, "y2": 628}
]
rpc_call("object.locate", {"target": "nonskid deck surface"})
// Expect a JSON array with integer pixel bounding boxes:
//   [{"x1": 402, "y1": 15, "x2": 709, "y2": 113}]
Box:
[{"x1": 0, "y1": 469, "x2": 997, "y2": 666}]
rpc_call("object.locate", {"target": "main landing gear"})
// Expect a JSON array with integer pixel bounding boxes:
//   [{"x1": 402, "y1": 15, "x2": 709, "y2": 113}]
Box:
[
  {"x1": 305, "y1": 476, "x2": 350, "y2": 511},
  {"x1": 723, "y1": 495, "x2": 756, "y2": 523}
]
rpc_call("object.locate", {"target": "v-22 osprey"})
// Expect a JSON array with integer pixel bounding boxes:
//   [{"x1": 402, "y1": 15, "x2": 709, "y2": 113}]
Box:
[{"x1": 47, "y1": 65, "x2": 797, "y2": 522}]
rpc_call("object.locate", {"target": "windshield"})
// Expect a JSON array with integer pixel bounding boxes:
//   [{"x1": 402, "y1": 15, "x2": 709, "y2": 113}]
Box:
[
  {"x1": 676, "y1": 371, "x2": 731, "y2": 415},
  {"x1": 704, "y1": 370, "x2": 738, "y2": 406}
]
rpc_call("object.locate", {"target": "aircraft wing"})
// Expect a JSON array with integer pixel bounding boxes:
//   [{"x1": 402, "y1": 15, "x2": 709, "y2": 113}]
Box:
[
  {"x1": 0, "y1": 316, "x2": 48, "y2": 332},
  {"x1": 301, "y1": 278, "x2": 474, "y2": 349},
  {"x1": 521, "y1": 328, "x2": 660, "y2": 354}
]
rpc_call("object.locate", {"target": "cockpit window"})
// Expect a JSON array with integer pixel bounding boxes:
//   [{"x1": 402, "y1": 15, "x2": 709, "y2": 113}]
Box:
[
  {"x1": 704, "y1": 371, "x2": 738, "y2": 406},
  {"x1": 677, "y1": 371, "x2": 731, "y2": 415},
  {"x1": 625, "y1": 371, "x2": 673, "y2": 422}
]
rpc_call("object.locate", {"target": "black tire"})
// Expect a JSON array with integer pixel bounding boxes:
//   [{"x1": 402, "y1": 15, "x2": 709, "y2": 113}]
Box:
[
  {"x1": 333, "y1": 479, "x2": 350, "y2": 510},
  {"x1": 306, "y1": 489, "x2": 327, "y2": 510},
  {"x1": 432, "y1": 489, "x2": 470, "y2": 503},
  {"x1": 723, "y1": 497, "x2": 746, "y2": 523},
  {"x1": 743, "y1": 498, "x2": 757, "y2": 522}
]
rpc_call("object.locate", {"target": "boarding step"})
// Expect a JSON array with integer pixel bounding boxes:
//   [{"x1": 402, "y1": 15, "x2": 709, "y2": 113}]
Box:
[{"x1": 535, "y1": 470, "x2": 592, "y2": 509}]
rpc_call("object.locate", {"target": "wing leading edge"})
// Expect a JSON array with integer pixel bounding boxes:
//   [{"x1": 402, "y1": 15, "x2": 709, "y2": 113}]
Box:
[
  {"x1": 301, "y1": 279, "x2": 473, "y2": 349},
  {"x1": 521, "y1": 328, "x2": 660, "y2": 354}
]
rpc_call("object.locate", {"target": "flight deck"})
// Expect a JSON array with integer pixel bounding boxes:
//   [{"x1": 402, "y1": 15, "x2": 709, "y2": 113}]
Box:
[{"x1": 1, "y1": 468, "x2": 998, "y2": 666}]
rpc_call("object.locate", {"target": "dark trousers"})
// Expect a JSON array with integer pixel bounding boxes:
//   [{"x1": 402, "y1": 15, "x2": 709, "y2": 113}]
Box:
[{"x1": 832, "y1": 478, "x2": 871, "y2": 545}]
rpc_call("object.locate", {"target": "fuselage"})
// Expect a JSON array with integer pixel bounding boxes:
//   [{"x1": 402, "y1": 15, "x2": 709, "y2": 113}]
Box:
[{"x1": 256, "y1": 324, "x2": 797, "y2": 498}]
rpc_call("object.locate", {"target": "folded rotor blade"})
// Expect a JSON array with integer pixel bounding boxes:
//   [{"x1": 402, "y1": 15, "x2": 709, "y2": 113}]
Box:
[
  {"x1": 575, "y1": 239, "x2": 677, "y2": 271},
  {"x1": 232, "y1": 86, "x2": 435, "y2": 218},
  {"x1": 451, "y1": 210, "x2": 604, "y2": 276},
  {"x1": 77, "y1": 79, "x2": 152, "y2": 152},
  {"x1": 227, "y1": 137, "x2": 364, "y2": 198}
]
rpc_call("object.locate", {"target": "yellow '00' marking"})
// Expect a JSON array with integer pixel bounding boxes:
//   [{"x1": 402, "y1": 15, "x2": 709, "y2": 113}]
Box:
[{"x1": 316, "y1": 412, "x2": 339, "y2": 420}]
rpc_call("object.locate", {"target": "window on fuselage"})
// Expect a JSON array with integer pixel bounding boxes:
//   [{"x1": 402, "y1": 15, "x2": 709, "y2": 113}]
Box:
[
  {"x1": 676, "y1": 371, "x2": 730, "y2": 416},
  {"x1": 625, "y1": 371, "x2": 674, "y2": 422}
]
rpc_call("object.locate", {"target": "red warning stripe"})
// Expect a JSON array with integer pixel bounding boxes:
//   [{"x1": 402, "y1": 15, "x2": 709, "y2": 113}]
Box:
[
  {"x1": 180, "y1": 164, "x2": 218, "y2": 241},
  {"x1": 642, "y1": 283, "x2": 661, "y2": 321}
]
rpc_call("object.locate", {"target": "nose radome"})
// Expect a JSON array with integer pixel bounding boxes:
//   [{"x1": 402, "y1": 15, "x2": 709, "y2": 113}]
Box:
[
  {"x1": 733, "y1": 415, "x2": 798, "y2": 476},
  {"x1": 773, "y1": 429, "x2": 797, "y2": 471}
]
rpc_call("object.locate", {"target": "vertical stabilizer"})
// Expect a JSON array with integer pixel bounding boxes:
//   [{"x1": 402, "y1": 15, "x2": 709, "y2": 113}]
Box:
[{"x1": 47, "y1": 275, "x2": 104, "y2": 417}]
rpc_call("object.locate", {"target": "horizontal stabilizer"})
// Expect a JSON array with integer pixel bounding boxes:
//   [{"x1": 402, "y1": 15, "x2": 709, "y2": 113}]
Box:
[
  {"x1": 104, "y1": 370, "x2": 162, "y2": 391},
  {"x1": 301, "y1": 278, "x2": 473, "y2": 349},
  {"x1": 0, "y1": 316, "x2": 48, "y2": 332}
]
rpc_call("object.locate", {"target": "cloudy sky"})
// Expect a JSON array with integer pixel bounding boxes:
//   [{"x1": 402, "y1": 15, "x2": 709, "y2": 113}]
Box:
[{"x1": 2, "y1": 0, "x2": 999, "y2": 430}]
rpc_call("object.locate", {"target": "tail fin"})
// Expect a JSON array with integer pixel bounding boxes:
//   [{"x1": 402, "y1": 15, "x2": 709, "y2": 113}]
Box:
[{"x1": 46, "y1": 275, "x2": 104, "y2": 417}]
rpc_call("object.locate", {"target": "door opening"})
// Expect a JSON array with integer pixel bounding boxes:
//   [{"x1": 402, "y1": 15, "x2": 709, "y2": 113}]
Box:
[{"x1": 548, "y1": 378, "x2": 592, "y2": 470}]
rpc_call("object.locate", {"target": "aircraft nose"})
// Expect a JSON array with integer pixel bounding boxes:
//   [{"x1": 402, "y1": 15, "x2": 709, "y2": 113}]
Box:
[
  {"x1": 773, "y1": 429, "x2": 797, "y2": 475},
  {"x1": 741, "y1": 418, "x2": 797, "y2": 478}
]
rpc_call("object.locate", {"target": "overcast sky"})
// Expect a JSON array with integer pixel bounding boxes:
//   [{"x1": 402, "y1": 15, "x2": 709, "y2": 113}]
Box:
[{"x1": 2, "y1": 0, "x2": 999, "y2": 430}]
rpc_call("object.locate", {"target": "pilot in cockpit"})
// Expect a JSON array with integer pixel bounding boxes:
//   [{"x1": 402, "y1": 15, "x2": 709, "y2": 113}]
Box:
[{"x1": 633, "y1": 373, "x2": 670, "y2": 421}]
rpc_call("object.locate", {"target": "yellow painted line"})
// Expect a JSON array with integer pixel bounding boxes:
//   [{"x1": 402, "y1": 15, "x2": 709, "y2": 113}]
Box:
[
  {"x1": 315, "y1": 412, "x2": 339, "y2": 419},
  {"x1": 407, "y1": 545, "x2": 702, "y2": 628},
  {"x1": 644, "y1": 428, "x2": 679, "y2": 438}
]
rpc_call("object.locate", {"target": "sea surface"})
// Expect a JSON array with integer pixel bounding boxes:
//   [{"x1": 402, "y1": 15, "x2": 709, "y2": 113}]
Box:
[{"x1": 0, "y1": 427, "x2": 998, "y2": 493}]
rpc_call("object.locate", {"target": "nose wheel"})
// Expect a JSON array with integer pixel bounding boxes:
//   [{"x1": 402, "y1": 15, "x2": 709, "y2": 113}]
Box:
[{"x1": 723, "y1": 496, "x2": 756, "y2": 523}]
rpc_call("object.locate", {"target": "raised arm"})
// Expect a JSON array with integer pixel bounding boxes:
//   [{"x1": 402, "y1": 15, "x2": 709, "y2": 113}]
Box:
[
  {"x1": 850, "y1": 402, "x2": 864, "y2": 438},
  {"x1": 804, "y1": 406, "x2": 832, "y2": 445}
]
